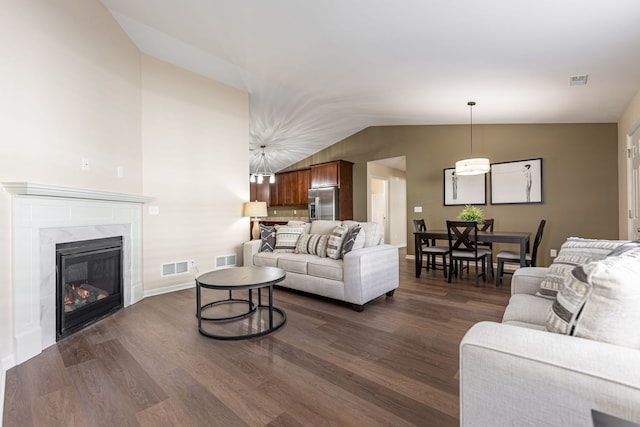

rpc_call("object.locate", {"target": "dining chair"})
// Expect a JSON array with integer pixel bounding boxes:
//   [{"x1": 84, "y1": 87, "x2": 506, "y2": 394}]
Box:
[
  {"x1": 446, "y1": 220, "x2": 492, "y2": 287},
  {"x1": 413, "y1": 219, "x2": 449, "y2": 278},
  {"x1": 476, "y1": 218, "x2": 494, "y2": 277},
  {"x1": 495, "y1": 219, "x2": 546, "y2": 286}
]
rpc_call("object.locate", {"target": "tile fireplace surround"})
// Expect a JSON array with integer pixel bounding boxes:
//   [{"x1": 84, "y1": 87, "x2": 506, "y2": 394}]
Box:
[{"x1": 3, "y1": 182, "x2": 153, "y2": 365}]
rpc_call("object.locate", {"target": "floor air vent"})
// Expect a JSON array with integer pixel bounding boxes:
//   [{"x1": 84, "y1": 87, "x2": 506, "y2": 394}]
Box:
[
  {"x1": 161, "y1": 260, "x2": 191, "y2": 277},
  {"x1": 215, "y1": 254, "x2": 237, "y2": 269}
]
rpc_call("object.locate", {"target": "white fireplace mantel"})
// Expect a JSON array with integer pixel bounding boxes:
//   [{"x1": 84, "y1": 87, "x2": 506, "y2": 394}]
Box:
[
  {"x1": 3, "y1": 182, "x2": 154, "y2": 204},
  {"x1": 4, "y1": 182, "x2": 153, "y2": 366}
]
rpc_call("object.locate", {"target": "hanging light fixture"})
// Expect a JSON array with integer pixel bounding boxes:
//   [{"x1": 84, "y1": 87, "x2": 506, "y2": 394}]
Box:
[
  {"x1": 455, "y1": 101, "x2": 490, "y2": 176},
  {"x1": 250, "y1": 145, "x2": 276, "y2": 184}
]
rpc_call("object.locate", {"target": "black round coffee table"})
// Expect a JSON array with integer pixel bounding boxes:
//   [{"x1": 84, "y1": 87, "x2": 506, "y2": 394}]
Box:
[{"x1": 195, "y1": 266, "x2": 286, "y2": 340}]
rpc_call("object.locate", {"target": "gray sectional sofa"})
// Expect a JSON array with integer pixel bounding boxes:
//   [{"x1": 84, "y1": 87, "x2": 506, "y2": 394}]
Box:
[
  {"x1": 243, "y1": 220, "x2": 399, "y2": 311},
  {"x1": 460, "y1": 238, "x2": 640, "y2": 426}
]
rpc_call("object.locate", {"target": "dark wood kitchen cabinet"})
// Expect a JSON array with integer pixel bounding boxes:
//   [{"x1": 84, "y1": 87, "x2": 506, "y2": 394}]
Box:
[
  {"x1": 249, "y1": 180, "x2": 270, "y2": 206},
  {"x1": 310, "y1": 160, "x2": 353, "y2": 220},
  {"x1": 311, "y1": 160, "x2": 353, "y2": 189}
]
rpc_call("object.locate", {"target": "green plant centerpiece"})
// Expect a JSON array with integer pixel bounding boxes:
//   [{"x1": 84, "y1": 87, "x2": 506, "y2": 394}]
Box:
[{"x1": 458, "y1": 204, "x2": 484, "y2": 224}]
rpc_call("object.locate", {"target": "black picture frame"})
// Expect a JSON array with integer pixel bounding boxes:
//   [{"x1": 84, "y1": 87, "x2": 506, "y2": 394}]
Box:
[
  {"x1": 443, "y1": 168, "x2": 486, "y2": 206},
  {"x1": 490, "y1": 158, "x2": 543, "y2": 205}
]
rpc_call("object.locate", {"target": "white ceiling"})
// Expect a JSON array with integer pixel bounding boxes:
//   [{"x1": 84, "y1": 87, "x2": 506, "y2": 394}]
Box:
[{"x1": 99, "y1": 0, "x2": 640, "y2": 172}]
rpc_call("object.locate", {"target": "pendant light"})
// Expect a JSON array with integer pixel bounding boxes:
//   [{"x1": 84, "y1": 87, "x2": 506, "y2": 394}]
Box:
[
  {"x1": 455, "y1": 101, "x2": 490, "y2": 176},
  {"x1": 249, "y1": 145, "x2": 276, "y2": 184}
]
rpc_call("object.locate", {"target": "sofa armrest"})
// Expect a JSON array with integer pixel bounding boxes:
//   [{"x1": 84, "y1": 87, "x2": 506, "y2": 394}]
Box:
[
  {"x1": 460, "y1": 322, "x2": 640, "y2": 427},
  {"x1": 242, "y1": 240, "x2": 261, "y2": 266},
  {"x1": 511, "y1": 266, "x2": 549, "y2": 296},
  {"x1": 342, "y1": 244, "x2": 399, "y2": 305}
]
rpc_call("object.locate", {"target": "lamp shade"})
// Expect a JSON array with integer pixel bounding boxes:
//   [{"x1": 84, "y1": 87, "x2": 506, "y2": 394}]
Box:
[
  {"x1": 455, "y1": 158, "x2": 490, "y2": 176},
  {"x1": 243, "y1": 201, "x2": 268, "y2": 218}
]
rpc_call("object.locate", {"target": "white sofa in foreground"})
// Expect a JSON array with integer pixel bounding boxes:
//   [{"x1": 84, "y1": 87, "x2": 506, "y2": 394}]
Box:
[
  {"x1": 243, "y1": 220, "x2": 399, "y2": 311},
  {"x1": 460, "y1": 238, "x2": 640, "y2": 427}
]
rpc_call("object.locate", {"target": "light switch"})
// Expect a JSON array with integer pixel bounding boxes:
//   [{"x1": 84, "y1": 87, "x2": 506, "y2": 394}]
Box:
[
  {"x1": 414, "y1": 206, "x2": 423, "y2": 213},
  {"x1": 149, "y1": 206, "x2": 160, "y2": 215}
]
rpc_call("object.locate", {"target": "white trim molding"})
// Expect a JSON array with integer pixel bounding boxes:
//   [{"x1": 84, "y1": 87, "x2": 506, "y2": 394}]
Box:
[{"x1": 3, "y1": 182, "x2": 154, "y2": 204}]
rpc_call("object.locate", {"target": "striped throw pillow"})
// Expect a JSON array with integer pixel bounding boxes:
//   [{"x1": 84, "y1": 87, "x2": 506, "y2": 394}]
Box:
[
  {"x1": 295, "y1": 233, "x2": 329, "y2": 257},
  {"x1": 326, "y1": 224, "x2": 348, "y2": 260},
  {"x1": 274, "y1": 225, "x2": 305, "y2": 253},
  {"x1": 538, "y1": 237, "x2": 626, "y2": 299},
  {"x1": 341, "y1": 225, "x2": 362, "y2": 257}
]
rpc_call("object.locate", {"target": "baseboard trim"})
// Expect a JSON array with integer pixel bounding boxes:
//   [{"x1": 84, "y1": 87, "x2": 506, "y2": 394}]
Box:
[
  {"x1": 1, "y1": 354, "x2": 15, "y2": 427},
  {"x1": 143, "y1": 280, "x2": 195, "y2": 298}
]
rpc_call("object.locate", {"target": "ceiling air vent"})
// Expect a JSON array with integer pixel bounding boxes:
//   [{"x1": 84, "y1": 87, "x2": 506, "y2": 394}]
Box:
[{"x1": 569, "y1": 74, "x2": 588, "y2": 86}]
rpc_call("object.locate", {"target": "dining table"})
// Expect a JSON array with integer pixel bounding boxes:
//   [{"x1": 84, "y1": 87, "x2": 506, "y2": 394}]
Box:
[{"x1": 414, "y1": 229, "x2": 531, "y2": 278}]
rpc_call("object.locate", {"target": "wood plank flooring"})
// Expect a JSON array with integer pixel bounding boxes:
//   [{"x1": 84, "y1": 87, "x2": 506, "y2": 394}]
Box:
[{"x1": 3, "y1": 250, "x2": 511, "y2": 427}]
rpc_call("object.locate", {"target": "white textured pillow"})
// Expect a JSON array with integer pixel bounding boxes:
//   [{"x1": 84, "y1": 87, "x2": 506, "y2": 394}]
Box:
[
  {"x1": 546, "y1": 247, "x2": 640, "y2": 349},
  {"x1": 274, "y1": 225, "x2": 305, "y2": 253},
  {"x1": 572, "y1": 247, "x2": 640, "y2": 348},
  {"x1": 326, "y1": 224, "x2": 348, "y2": 260}
]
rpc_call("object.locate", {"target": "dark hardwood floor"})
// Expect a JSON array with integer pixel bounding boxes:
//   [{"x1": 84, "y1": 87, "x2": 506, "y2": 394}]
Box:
[{"x1": 3, "y1": 250, "x2": 511, "y2": 427}]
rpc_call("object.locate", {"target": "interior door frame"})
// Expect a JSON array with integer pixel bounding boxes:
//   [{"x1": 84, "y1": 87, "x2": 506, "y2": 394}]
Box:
[{"x1": 627, "y1": 121, "x2": 640, "y2": 239}]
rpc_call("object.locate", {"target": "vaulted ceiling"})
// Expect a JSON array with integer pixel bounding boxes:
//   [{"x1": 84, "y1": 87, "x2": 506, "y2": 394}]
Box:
[{"x1": 99, "y1": 0, "x2": 640, "y2": 172}]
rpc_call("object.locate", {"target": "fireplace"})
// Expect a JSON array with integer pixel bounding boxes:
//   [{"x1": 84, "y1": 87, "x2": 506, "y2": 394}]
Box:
[
  {"x1": 56, "y1": 236, "x2": 124, "y2": 340},
  {"x1": 4, "y1": 182, "x2": 150, "y2": 364}
]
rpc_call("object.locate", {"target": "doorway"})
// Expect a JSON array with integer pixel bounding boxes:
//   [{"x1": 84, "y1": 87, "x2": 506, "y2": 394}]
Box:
[
  {"x1": 367, "y1": 156, "x2": 407, "y2": 247},
  {"x1": 628, "y1": 123, "x2": 640, "y2": 239}
]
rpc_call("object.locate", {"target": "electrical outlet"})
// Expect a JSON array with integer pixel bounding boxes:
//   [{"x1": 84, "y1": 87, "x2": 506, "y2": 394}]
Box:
[
  {"x1": 82, "y1": 158, "x2": 90, "y2": 171},
  {"x1": 116, "y1": 166, "x2": 124, "y2": 177},
  {"x1": 550, "y1": 249, "x2": 557, "y2": 257},
  {"x1": 149, "y1": 206, "x2": 160, "y2": 215},
  {"x1": 294, "y1": 209, "x2": 297, "y2": 215}
]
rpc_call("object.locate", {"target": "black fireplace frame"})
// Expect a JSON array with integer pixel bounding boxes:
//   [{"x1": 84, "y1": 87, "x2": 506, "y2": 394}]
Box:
[{"x1": 56, "y1": 236, "x2": 124, "y2": 340}]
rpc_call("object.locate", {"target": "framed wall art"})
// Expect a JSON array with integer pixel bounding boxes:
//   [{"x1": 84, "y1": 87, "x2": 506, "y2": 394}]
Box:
[
  {"x1": 490, "y1": 158, "x2": 543, "y2": 204},
  {"x1": 443, "y1": 168, "x2": 486, "y2": 206}
]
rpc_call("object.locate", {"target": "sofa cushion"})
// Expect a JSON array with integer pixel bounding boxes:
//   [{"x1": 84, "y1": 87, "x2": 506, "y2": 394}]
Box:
[
  {"x1": 309, "y1": 220, "x2": 342, "y2": 235},
  {"x1": 294, "y1": 233, "x2": 328, "y2": 257},
  {"x1": 253, "y1": 252, "x2": 279, "y2": 267},
  {"x1": 276, "y1": 254, "x2": 310, "y2": 275},
  {"x1": 259, "y1": 224, "x2": 276, "y2": 252},
  {"x1": 326, "y1": 224, "x2": 348, "y2": 259},
  {"x1": 343, "y1": 220, "x2": 382, "y2": 247},
  {"x1": 274, "y1": 225, "x2": 305, "y2": 253},
  {"x1": 502, "y1": 294, "x2": 553, "y2": 328},
  {"x1": 538, "y1": 237, "x2": 626, "y2": 299},
  {"x1": 307, "y1": 257, "x2": 344, "y2": 281}
]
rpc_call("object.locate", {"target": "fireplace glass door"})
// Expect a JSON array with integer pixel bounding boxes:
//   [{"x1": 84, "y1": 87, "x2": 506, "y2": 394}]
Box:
[{"x1": 56, "y1": 236, "x2": 123, "y2": 340}]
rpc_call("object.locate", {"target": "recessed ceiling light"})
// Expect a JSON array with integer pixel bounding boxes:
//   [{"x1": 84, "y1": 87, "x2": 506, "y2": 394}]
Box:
[{"x1": 570, "y1": 74, "x2": 588, "y2": 86}]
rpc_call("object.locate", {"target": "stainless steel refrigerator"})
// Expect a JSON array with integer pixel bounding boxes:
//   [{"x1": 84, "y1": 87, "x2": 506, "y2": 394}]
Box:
[{"x1": 308, "y1": 187, "x2": 339, "y2": 221}]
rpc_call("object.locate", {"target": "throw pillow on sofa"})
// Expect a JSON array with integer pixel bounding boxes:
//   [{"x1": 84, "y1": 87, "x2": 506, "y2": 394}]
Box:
[
  {"x1": 259, "y1": 224, "x2": 276, "y2": 252},
  {"x1": 341, "y1": 225, "x2": 363, "y2": 257},
  {"x1": 538, "y1": 237, "x2": 626, "y2": 299},
  {"x1": 295, "y1": 233, "x2": 329, "y2": 257},
  {"x1": 546, "y1": 246, "x2": 640, "y2": 349},
  {"x1": 326, "y1": 224, "x2": 349, "y2": 260},
  {"x1": 274, "y1": 225, "x2": 305, "y2": 253}
]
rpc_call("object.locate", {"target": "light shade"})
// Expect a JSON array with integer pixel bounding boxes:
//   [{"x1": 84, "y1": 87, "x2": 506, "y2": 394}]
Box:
[
  {"x1": 243, "y1": 201, "x2": 268, "y2": 218},
  {"x1": 455, "y1": 158, "x2": 491, "y2": 176}
]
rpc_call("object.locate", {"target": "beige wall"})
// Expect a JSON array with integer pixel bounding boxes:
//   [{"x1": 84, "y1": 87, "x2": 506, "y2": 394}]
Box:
[
  {"x1": 0, "y1": 1, "x2": 249, "y2": 365},
  {"x1": 141, "y1": 55, "x2": 249, "y2": 292},
  {"x1": 289, "y1": 123, "x2": 619, "y2": 266}
]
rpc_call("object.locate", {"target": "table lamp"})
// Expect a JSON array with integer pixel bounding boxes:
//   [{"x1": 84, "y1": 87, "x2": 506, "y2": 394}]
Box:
[{"x1": 243, "y1": 201, "x2": 268, "y2": 240}]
